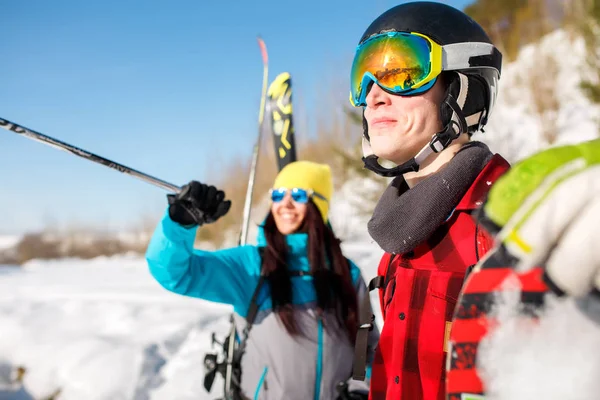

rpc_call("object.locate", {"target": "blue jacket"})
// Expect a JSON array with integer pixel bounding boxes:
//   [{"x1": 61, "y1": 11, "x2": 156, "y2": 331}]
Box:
[{"x1": 146, "y1": 211, "x2": 379, "y2": 400}]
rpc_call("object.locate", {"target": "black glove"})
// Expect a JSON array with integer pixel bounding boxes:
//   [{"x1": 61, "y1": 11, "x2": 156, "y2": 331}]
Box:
[{"x1": 167, "y1": 181, "x2": 231, "y2": 227}]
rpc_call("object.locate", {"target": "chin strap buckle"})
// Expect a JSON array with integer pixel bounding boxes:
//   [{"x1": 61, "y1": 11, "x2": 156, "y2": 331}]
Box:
[{"x1": 429, "y1": 123, "x2": 460, "y2": 153}]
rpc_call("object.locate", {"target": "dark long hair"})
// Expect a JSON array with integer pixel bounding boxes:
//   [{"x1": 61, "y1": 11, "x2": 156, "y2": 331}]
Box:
[{"x1": 261, "y1": 200, "x2": 359, "y2": 343}]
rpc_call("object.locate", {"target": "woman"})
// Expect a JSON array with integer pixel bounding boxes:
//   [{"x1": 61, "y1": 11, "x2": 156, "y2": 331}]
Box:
[{"x1": 146, "y1": 160, "x2": 379, "y2": 400}]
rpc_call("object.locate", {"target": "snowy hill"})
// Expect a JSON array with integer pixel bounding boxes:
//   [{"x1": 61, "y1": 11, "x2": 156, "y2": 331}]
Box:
[
  {"x1": 0, "y1": 256, "x2": 235, "y2": 400},
  {"x1": 0, "y1": 237, "x2": 20, "y2": 252},
  {"x1": 0, "y1": 228, "x2": 382, "y2": 400},
  {"x1": 474, "y1": 29, "x2": 599, "y2": 161},
  {"x1": 1, "y1": 29, "x2": 599, "y2": 400}
]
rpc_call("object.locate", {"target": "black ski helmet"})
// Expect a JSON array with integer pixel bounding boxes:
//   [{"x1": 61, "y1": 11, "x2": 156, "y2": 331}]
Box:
[{"x1": 356, "y1": 1, "x2": 502, "y2": 177}]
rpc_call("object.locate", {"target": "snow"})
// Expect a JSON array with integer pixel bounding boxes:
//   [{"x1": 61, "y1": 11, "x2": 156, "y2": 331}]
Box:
[
  {"x1": 0, "y1": 237, "x2": 382, "y2": 400},
  {"x1": 1, "y1": 28, "x2": 599, "y2": 400},
  {"x1": 473, "y1": 30, "x2": 600, "y2": 162},
  {"x1": 477, "y1": 282, "x2": 600, "y2": 400},
  {"x1": 0, "y1": 255, "x2": 232, "y2": 400},
  {"x1": 0, "y1": 237, "x2": 20, "y2": 252}
]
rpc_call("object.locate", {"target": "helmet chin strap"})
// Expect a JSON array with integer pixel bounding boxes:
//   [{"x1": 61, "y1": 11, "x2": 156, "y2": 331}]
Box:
[{"x1": 362, "y1": 73, "x2": 471, "y2": 178}]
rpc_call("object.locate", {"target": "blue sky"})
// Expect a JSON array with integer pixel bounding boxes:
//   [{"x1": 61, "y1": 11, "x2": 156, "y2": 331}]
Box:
[{"x1": 1, "y1": 0, "x2": 473, "y2": 233}]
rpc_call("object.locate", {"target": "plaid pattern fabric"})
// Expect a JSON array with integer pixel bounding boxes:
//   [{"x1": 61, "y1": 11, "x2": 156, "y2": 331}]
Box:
[{"x1": 368, "y1": 156, "x2": 510, "y2": 400}]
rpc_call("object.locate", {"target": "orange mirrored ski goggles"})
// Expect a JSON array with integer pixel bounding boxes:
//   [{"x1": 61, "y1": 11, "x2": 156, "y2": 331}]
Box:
[{"x1": 350, "y1": 31, "x2": 498, "y2": 106}]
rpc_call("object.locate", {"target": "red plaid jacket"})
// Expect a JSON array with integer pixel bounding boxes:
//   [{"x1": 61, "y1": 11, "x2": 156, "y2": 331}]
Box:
[{"x1": 368, "y1": 155, "x2": 509, "y2": 400}]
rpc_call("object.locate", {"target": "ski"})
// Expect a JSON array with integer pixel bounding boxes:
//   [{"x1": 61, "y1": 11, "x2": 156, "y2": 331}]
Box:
[
  {"x1": 238, "y1": 36, "x2": 269, "y2": 247},
  {"x1": 266, "y1": 72, "x2": 297, "y2": 171},
  {"x1": 205, "y1": 36, "x2": 270, "y2": 400},
  {"x1": 223, "y1": 314, "x2": 238, "y2": 400}
]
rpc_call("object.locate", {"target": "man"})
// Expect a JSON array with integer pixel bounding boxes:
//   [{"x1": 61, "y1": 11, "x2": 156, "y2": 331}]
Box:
[{"x1": 348, "y1": 2, "x2": 508, "y2": 399}]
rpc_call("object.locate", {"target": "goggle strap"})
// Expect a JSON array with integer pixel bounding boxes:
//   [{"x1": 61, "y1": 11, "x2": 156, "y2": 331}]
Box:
[{"x1": 441, "y1": 42, "x2": 498, "y2": 71}]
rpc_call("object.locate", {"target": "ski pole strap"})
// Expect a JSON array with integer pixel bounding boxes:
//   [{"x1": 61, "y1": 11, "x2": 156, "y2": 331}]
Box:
[
  {"x1": 352, "y1": 275, "x2": 385, "y2": 381},
  {"x1": 235, "y1": 249, "x2": 268, "y2": 366},
  {"x1": 230, "y1": 248, "x2": 267, "y2": 383},
  {"x1": 246, "y1": 274, "x2": 266, "y2": 328}
]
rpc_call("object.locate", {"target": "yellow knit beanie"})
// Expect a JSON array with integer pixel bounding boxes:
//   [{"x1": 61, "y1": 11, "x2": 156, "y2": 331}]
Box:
[{"x1": 272, "y1": 161, "x2": 333, "y2": 221}]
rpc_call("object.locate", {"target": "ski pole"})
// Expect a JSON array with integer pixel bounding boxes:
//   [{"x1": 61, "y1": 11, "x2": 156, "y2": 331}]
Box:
[
  {"x1": 0, "y1": 117, "x2": 181, "y2": 193},
  {"x1": 238, "y1": 36, "x2": 269, "y2": 247}
]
